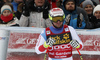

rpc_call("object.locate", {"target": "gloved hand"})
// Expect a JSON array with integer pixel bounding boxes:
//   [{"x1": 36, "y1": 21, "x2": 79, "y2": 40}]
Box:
[
  {"x1": 65, "y1": 14, "x2": 71, "y2": 25},
  {"x1": 22, "y1": 2, "x2": 29, "y2": 16},
  {"x1": 77, "y1": 13, "x2": 83, "y2": 27},
  {"x1": 43, "y1": 38, "x2": 56, "y2": 48},
  {"x1": 70, "y1": 40, "x2": 80, "y2": 48}
]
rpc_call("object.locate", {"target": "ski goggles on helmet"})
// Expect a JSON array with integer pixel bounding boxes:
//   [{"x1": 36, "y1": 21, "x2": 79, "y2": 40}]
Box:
[
  {"x1": 52, "y1": 16, "x2": 64, "y2": 23},
  {"x1": 49, "y1": 14, "x2": 65, "y2": 23}
]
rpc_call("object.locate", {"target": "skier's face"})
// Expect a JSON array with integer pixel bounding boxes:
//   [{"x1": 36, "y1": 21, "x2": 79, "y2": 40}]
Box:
[
  {"x1": 34, "y1": 0, "x2": 45, "y2": 7},
  {"x1": 94, "y1": 11, "x2": 100, "y2": 19},
  {"x1": 65, "y1": 1, "x2": 75, "y2": 11},
  {"x1": 53, "y1": 20, "x2": 63, "y2": 28}
]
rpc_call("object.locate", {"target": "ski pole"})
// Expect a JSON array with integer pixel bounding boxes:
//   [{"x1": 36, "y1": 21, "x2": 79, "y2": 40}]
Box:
[
  {"x1": 44, "y1": 38, "x2": 56, "y2": 60},
  {"x1": 44, "y1": 47, "x2": 49, "y2": 60},
  {"x1": 76, "y1": 48, "x2": 83, "y2": 60},
  {"x1": 69, "y1": 40, "x2": 83, "y2": 60}
]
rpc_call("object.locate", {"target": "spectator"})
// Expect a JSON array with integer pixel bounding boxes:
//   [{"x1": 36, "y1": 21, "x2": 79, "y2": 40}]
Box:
[
  {"x1": 93, "y1": 5, "x2": 100, "y2": 19},
  {"x1": 0, "y1": 4, "x2": 19, "y2": 27},
  {"x1": 62, "y1": 0, "x2": 86, "y2": 29},
  {"x1": 35, "y1": 8, "x2": 83, "y2": 60},
  {"x1": 90, "y1": 5, "x2": 100, "y2": 28},
  {"x1": 11, "y1": 0, "x2": 23, "y2": 12},
  {"x1": 19, "y1": 0, "x2": 51, "y2": 27},
  {"x1": 82, "y1": 0, "x2": 95, "y2": 24},
  {"x1": 56, "y1": 0, "x2": 92, "y2": 29}
]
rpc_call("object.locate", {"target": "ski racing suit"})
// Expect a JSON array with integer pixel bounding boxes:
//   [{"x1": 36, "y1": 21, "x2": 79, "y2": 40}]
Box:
[{"x1": 35, "y1": 25, "x2": 83, "y2": 60}]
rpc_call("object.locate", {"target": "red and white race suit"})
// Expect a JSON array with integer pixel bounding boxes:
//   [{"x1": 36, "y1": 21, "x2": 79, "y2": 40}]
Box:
[{"x1": 35, "y1": 25, "x2": 83, "y2": 60}]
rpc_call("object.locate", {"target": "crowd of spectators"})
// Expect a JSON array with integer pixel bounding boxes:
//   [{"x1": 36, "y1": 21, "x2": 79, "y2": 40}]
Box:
[{"x1": 0, "y1": 0, "x2": 100, "y2": 29}]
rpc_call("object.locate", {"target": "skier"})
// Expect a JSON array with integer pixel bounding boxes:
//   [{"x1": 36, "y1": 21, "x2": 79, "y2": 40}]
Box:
[{"x1": 35, "y1": 8, "x2": 83, "y2": 60}]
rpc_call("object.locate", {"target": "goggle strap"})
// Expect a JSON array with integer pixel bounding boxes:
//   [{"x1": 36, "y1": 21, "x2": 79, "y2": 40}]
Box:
[
  {"x1": 49, "y1": 14, "x2": 52, "y2": 20},
  {"x1": 49, "y1": 14, "x2": 65, "y2": 20},
  {"x1": 63, "y1": 15, "x2": 65, "y2": 19}
]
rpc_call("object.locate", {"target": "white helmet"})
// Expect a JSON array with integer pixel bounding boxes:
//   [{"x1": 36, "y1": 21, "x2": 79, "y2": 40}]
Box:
[{"x1": 49, "y1": 8, "x2": 65, "y2": 20}]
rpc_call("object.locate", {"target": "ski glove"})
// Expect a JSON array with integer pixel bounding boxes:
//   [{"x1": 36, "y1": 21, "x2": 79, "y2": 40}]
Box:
[
  {"x1": 43, "y1": 38, "x2": 56, "y2": 48},
  {"x1": 65, "y1": 14, "x2": 71, "y2": 25},
  {"x1": 70, "y1": 40, "x2": 80, "y2": 48}
]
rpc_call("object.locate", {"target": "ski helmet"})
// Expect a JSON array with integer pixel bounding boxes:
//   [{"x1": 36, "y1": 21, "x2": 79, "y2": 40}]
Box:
[{"x1": 49, "y1": 8, "x2": 65, "y2": 20}]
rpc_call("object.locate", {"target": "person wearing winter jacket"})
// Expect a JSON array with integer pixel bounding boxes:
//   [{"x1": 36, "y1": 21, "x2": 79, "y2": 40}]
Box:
[
  {"x1": 56, "y1": 0, "x2": 93, "y2": 29},
  {"x1": 62, "y1": 0, "x2": 86, "y2": 29},
  {"x1": 82, "y1": 0, "x2": 95, "y2": 29},
  {"x1": 19, "y1": 0, "x2": 51, "y2": 28},
  {"x1": 82, "y1": 0, "x2": 94, "y2": 15},
  {"x1": 35, "y1": 8, "x2": 83, "y2": 60},
  {"x1": 0, "y1": 4, "x2": 19, "y2": 27},
  {"x1": 90, "y1": 5, "x2": 100, "y2": 28}
]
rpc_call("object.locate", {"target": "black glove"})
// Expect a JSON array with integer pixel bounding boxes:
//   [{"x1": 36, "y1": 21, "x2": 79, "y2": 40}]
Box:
[
  {"x1": 77, "y1": 13, "x2": 83, "y2": 27},
  {"x1": 22, "y1": 2, "x2": 29, "y2": 16},
  {"x1": 43, "y1": 2, "x2": 50, "y2": 19}
]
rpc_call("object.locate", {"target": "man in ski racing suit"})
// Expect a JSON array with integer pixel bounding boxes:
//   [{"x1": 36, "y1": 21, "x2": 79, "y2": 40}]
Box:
[{"x1": 35, "y1": 8, "x2": 83, "y2": 60}]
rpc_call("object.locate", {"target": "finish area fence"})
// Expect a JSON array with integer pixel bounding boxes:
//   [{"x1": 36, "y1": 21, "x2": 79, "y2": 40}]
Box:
[{"x1": 0, "y1": 27, "x2": 100, "y2": 60}]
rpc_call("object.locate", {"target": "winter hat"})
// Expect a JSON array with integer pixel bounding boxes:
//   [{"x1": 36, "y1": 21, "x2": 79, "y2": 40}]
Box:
[
  {"x1": 79, "y1": 0, "x2": 85, "y2": 5},
  {"x1": 93, "y1": 5, "x2": 100, "y2": 15},
  {"x1": 1, "y1": 5, "x2": 12, "y2": 14},
  {"x1": 82, "y1": 0, "x2": 94, "y2": 8},
  {"x1": 65, "y1": 0, "x2": 75, "y2": 4}
]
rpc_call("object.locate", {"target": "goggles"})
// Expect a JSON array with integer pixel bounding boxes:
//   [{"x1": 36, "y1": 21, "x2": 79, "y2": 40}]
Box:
[
  {"x1": 49, "y1": 14, "x2": 65, "y2": 23},
  {"x1": 52, "y1": 16, "x2": 64, "y2": 23}
]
